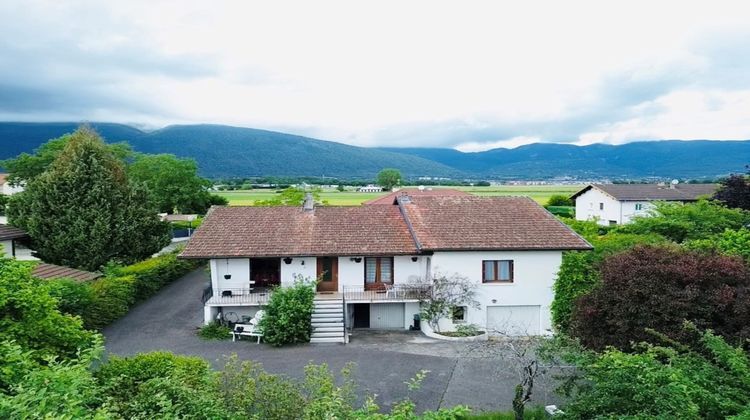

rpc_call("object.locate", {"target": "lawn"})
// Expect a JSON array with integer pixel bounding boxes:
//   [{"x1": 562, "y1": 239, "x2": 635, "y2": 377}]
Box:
[{"x1": 217, "y1": 185, "x2": 584, "y2": 206}]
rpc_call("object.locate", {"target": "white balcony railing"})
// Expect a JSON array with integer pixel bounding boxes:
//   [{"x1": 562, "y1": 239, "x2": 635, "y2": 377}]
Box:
[{"x1": 342, "y1": 284, "x2": 431, "y2": 302}]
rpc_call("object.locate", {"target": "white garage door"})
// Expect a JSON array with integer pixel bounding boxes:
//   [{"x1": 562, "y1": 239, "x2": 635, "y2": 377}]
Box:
[
  {"x1": 370, "y1": 303, "x2": 405, "y2": 329},
  {"x1": 486, "y1": 305, "x2": 541, "y2": 336}
]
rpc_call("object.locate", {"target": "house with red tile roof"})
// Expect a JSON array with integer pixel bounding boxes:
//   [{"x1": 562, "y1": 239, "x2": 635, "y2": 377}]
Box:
[
  {"x1": 181, "y1": 193, "x2": 591, "y2": 342},
  {"x1": 362, "y1": 187, "x2": 469, "y2": 205},
  {"x1": 571, "y1": 183, "x2": 718, "y2": 226}
]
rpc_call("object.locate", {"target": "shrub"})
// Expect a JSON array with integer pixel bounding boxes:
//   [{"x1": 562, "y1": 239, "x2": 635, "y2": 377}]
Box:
[
  {"x1": 551, "y1": 232, "x2": 667, "y2": 333},
  {"x1": 0, "y1": 260, "x2": 97, "y2": 382},
  {"x1": 559, "y1": 326, "x2": 750, "y2": 419},
  {"x1": 83, "y1": 275, "x2": 136, "y2": 330},
  {"x1": 546, "y1": 194, "x2": 573, "y2": 207},
  {"x1": 198, "y1": 322, "x2": 231, "y2": 340},
  {"x1": 618, "y1": 199, "x2": 750, "y2": 242},
  {"x1": 95, "y1": 352, "x2": 230, "y2": 419},
  {"x1": 570, "y1": 245, "x2": 750, "y2": 351},
  {"x1": 685, "y1": 227, "x2": 750, "y2": 262},
  {"x1": 259, "y1": 277, "x2": 315, "y2": 346},
  {"x1": 438, "y1": 324, "x2": 484, "y2": 337},
  {"x1": 44, "y1": 278, "x2": 94, "y2": 318}
]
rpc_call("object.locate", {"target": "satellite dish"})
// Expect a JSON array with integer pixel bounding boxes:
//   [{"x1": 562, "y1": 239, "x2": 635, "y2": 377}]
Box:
[{"x1": 671, "y1": 179, "x2": 679, "y2": 185}]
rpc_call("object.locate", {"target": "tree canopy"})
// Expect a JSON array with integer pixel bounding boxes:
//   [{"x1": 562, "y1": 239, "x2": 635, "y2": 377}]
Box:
[
  {"x1": 714, "y1": 168, "x2": 750, "y2": 210},
  {"x1": 376, "y1": 168, "x2": 402, "y2": 191},
  {"x1": 128, "y1": 153, "x2": 218, "y2": 214},
  {"x1": 0, "y1": 133, "x2": 131, "y2": 186},
  {"x1": 7, "y1": 127, "x2": 170, "y2": 270}
]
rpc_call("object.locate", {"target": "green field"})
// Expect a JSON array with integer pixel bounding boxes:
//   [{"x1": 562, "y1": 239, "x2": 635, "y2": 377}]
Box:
[{"x1": 217, "y1": 185, "x2": 584, "y2": 206}]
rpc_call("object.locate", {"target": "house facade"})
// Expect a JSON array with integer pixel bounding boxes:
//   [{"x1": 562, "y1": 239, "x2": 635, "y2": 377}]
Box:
[
  {"x1": 180, "y1": 194, "x2": 591, "y2": 342},
  {"x1": 0, "y1": 174, "x2": 24, "y2": 196},
  {"x1": 571, "y1": 183, "x2": 718, "y2": 226}
]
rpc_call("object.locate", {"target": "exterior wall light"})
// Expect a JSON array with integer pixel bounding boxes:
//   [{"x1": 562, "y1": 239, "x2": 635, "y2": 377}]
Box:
[
  {"x1": 411, "y1": 256, "x2": 418, "y2": 262},
  {"x1": 350, "y1": 257, "x2": 362, "y2": 263},
  {"x1": 283, "y1": 257, "x2": 293, "y2": 265},
  {"x1": 224, "y1": 274, "x2": 232, "y2": 279}
]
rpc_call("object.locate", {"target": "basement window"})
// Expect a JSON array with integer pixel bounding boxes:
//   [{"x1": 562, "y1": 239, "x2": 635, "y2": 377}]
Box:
[
  {"x1": 452, "y1": 306, "x2": 466, "y2": 323},
  {"x1": 599, "y1": 202, "x2": 604, "y2": 210}
]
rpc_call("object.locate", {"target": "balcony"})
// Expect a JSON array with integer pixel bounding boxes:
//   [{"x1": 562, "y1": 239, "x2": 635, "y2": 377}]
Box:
[
  {"x1": 203, "y1": 287, "x2": 272, "y2": 306},
  {"x1": 342, "y1": 284, "x2": 431, "y2": 302}
]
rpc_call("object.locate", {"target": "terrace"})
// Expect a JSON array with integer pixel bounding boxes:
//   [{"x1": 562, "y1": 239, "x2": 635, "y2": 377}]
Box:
[{"x1": 201, "y1": 283, "x2": 431, "y2": 306}]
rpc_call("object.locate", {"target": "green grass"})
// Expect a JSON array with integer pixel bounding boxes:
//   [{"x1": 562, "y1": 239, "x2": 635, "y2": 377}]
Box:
[{"x1": 216, "y1": 185, "x2": 584, "y2": 206}]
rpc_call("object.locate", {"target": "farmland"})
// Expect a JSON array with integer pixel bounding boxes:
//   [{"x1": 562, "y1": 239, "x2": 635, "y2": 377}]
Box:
[{"x1": 216, "y1": 185, "x2": 584, "y2": 206}]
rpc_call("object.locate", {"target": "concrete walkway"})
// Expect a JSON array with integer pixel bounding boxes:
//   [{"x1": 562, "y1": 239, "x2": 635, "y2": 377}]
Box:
[{"x1": 104, "y1": 268, "x2": 561, "y2": 413}]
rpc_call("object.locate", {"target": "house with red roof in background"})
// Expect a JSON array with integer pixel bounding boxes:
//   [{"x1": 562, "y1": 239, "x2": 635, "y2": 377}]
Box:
[{"x1": 180, "y1": 193, "x2": 591, "y2": 343}]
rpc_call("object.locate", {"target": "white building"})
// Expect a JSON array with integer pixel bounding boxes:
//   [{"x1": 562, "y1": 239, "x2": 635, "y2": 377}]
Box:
[
  {"x1": 357, "y1": 185, "x2": 383, "y2": 193},
  {"x1": 571, "y1": 183, "x2": 718, "y2": 226},
  {"x1": 0, "y1": 174, "x2": 24, "y2": 196},
  {"x1": 180, "y1": 194, "x2": 591, "y2": 343}
]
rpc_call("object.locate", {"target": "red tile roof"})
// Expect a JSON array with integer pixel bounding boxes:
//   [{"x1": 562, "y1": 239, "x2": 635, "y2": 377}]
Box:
[
  {"x1": 364, "y1": 188, "x2": 470, "y2": 205},
  {"x1": 180, "y1": 205, "x2": 416, "y2": 258},
  {"x1": 0, "y1": 173, "x2": 7, "y2": 186},
  {"x1": 180, "y1": 195, "x2": 591, "y2": 258},
  {"x1": 570, "y1": 183, "x2": 718, "y2": 201},
  {"x1": 403, "y1": 196, "x2": 591, "y2": 251},
  {"x1": 31, "y1": 263, "x2": 102, "y2": 282}
]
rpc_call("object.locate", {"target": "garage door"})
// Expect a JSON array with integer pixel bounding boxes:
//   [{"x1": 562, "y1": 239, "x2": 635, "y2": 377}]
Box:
[
  {"x1": 486, "y1": 305, "x2": 541, "y2": 336},
  {"x1": 370, "y1": 303, "x2": 404, "y2": 329}
]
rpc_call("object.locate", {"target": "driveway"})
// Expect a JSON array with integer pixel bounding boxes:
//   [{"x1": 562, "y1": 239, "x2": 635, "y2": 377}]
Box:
[{"x1": 104, "y1": 268, "x2": 562, "y2": 414}]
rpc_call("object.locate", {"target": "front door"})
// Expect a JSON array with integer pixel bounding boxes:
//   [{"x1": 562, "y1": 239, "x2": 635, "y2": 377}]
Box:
[{"x1": 316, "y1": 257, "x2": 338, "y2": 292}]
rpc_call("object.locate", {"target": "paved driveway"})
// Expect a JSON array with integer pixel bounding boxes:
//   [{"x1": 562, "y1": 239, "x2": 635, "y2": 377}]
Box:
[{"x1": 104, "y1": 269, "x2": 562, "y2": 413}]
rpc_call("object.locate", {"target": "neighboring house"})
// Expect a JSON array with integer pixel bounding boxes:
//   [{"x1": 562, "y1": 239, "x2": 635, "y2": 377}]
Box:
[
  {"x1": 31, "y1": 263, "x2": 102, "y2": 282},
  {"x1": 180, "y1": 194, "x2": 590, "y2": 343},
  {"x1": 357, "y1": 185, "x2": 383, "y2": 193},
  {"x1": 0, "y1": 224, "x2": 29, "y2": 259},
  {"x1": 363, "y1": 187, "x2": 469, "y2": 205},
  {"x1": 0, "y1": 174, "x2": 24, "y2": 195},
  {"x1": 570, "y1": 183, "x2": 718, "y2": 226}
]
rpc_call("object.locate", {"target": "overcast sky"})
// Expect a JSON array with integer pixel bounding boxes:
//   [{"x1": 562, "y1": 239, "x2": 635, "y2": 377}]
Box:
[{"x1": 1, "y1": 1, "x2": 750, "y2": 151}]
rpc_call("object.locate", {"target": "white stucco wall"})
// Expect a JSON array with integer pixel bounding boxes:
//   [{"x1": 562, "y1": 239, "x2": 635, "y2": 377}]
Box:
[
  {"x1": 620, "y1": 201, "x2": 653, "y2": 224},
  {"x1": 574, "y1": 188, "x2": 622, "y2": 225},
  {"x1": 280, "y1": 257, "x2": 317, "y2": 286},
  {"x1": 429, "y1": 250, "x2": 563, "y2": 334},
  {"x1": 211, "y1": 258, "x2": 251, "y2": 292},
  {"x1": 1, "y1": 183, "x2": 24, "y2": 195},
  {"x1": 337, "y1": 255, "x2": 426, "y2": 292}
]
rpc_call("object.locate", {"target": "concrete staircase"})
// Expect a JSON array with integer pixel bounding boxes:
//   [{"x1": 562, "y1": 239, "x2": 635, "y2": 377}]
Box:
[{"x1": 311, "y1": 297, "x2": 346, "y2": 343}]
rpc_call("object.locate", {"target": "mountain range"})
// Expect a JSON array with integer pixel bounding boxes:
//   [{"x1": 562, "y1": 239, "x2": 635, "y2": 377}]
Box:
[{"x1": 0, "y1": 122, "x2": 747, "y2": 180}]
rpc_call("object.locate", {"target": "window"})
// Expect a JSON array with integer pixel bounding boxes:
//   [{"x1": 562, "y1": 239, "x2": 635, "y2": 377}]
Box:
[
  {"x1": 452, "y1": 306, "x2": 466, "y2": 323},
  {"x1": 599, "y1": 202, "x2": 604, "y2": 210},
  {"x1": 635, "y1": 203, "x2": 643, "y2": 211},
  {"x1": 482, "y1": 260, "x2": 513, "y2": 283},
  {"x1": 365, "y1": 257, "x2": 393, "y2": 287}
]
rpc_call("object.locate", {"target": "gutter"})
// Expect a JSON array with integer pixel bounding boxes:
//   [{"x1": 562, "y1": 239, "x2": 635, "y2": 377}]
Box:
[{"x1": 396, "y1": 195, "x2": 423, "y2": 253}]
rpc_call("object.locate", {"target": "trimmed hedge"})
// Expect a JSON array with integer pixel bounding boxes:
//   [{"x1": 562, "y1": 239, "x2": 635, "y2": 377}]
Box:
[
  {"x1": 110, "y1": 252, "x2": 198, "y2": 301},
  {"x1": 43, "y1": 250, "x2": 204, "y2": 330}
]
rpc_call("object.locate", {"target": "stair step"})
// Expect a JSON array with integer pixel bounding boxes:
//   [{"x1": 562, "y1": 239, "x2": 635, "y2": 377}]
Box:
[
  {"x1": 313, "y1": 326, "x2": 343, "y2": 332},
  {"x1": 314, "y1": 303, "x2": 343, "y2": 308},
  {"x1": 312, "y1": 321, "x2": 343, "y2": 328},
  {"x1": 314, "y1": 299, "x2": 343, "y2": 303},
  {"x1": 311, "y1": 331, "x2": 345, "y2": 338},
  {"x1": 314, "y1": 308, "x2": 343, "y2": 314},
  {"x1": 312, "y1": 312, "x2": 342, "y2": 318},
  {"x1": 310, "y1": 317, "x2": 343, "y2": 323},
  {"x1": 314, "y1": 305, "x2": 343, "y2": 309},
  {"x1": 310, "y1": 337, "x2": 346, "y2": 344}
]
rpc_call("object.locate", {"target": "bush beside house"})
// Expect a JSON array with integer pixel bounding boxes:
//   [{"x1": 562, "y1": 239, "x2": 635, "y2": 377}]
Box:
[{"x1": 259, "y1": 278, "x2": 315, "y2": 346}]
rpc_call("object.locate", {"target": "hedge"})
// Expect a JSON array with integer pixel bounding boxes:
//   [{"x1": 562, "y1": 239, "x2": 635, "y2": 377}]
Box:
[{"x1": 44, "y1": 250, "x2": 204, "y2": 330}]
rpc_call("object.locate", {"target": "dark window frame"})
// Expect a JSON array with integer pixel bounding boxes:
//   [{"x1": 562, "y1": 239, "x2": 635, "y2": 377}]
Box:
[
  {"x1": 482, "y1": 260, "x2": 514, "y2": 283},
  {"x1": 452, "y1": 306, "x2": 467, "y2": 323},
  {"x1": 599, "y1": 202, "x2": 604, "y2": 210},
  {"x1": 365, "y1": 256, "x2": 394, "y2": 289}
]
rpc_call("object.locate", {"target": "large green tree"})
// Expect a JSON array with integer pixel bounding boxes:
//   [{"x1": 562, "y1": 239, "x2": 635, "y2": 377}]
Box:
[
  {"x1": 7, "y1": 127, "x2": 170, "y2": 271},
  {"x1": 128, "y1": 153, "x2": 220, "y2": 214},
  {"x1": 376, "y1": 168, "x2": 402, "y2": 191},
  {"x1": 0, "y1": 133, "x2": 131, "y2": 186}
]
